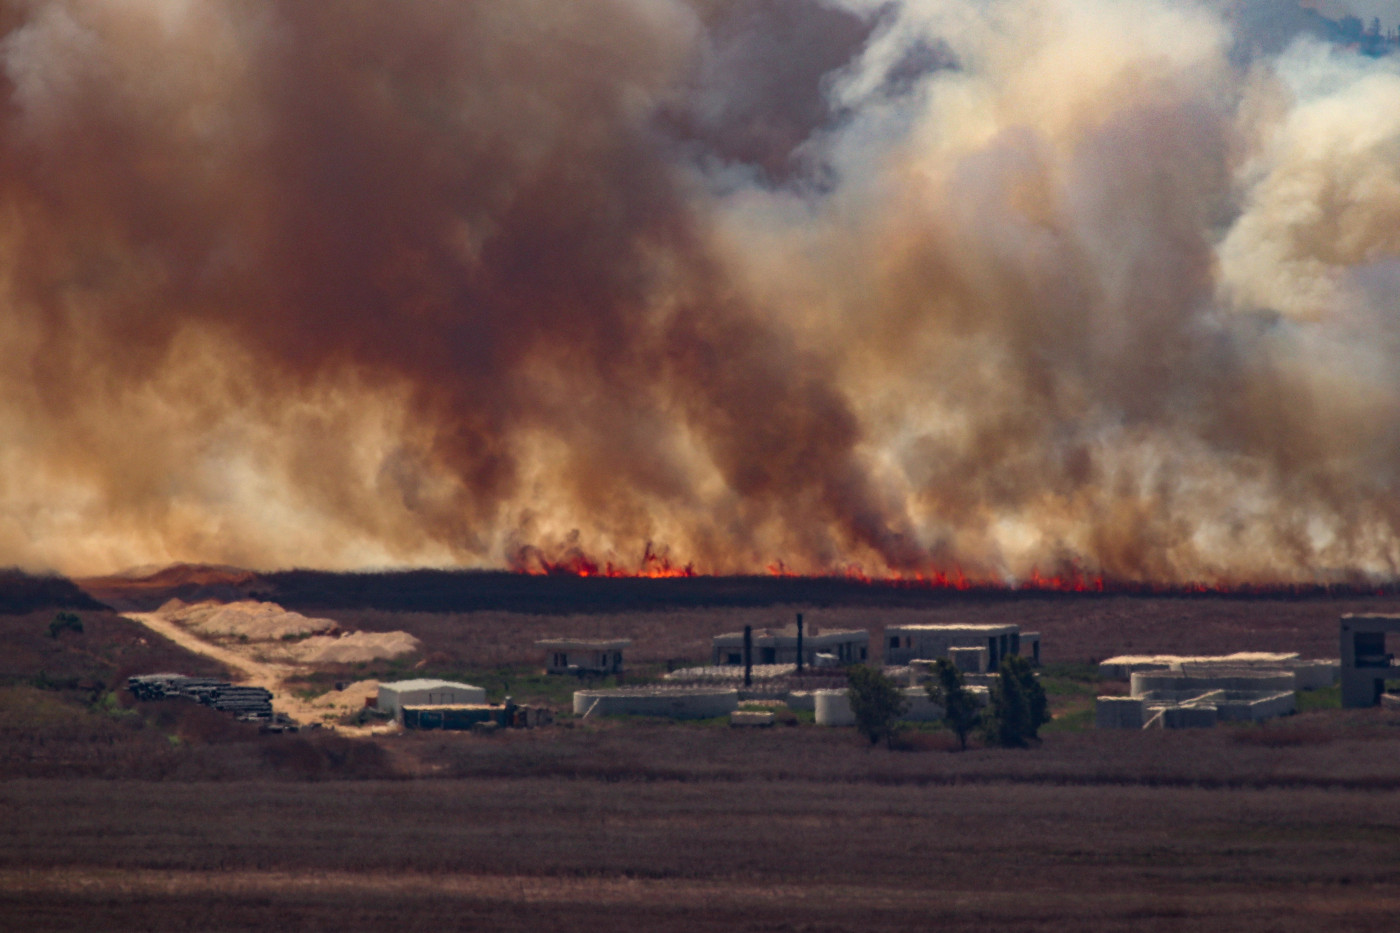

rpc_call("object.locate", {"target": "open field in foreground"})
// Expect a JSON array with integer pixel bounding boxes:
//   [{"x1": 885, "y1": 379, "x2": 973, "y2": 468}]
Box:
[{"x1": 6, "y1": 715, "x2": 1400, "y2": 932}]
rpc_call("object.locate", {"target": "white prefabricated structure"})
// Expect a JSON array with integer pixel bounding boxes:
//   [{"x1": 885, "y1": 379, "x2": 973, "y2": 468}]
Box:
[
  {"x1": 537, "y1": 638, "x2": 630, "y2": 675},
  {"x1": 711, "y1": 625, "x2": 869, "y2": 667},
  {"x1": 1096, "y1": 669, "x2": 1298, "y2": 729},
  {"x1": 883, "y1": 623, "x2": 1040, "y2": 669},
  {"x1": 377, "y1": 679, "x2": 487, "y2": 721},
  {"x1": 1098, "y1": 652, "x2": 1337, "y2": 689},
  {"x1": 1098, "y1": 652, "x2": 1300, "y2": 679}
]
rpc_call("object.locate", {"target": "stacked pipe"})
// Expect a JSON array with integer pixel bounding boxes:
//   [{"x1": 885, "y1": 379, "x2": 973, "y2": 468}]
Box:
[{"x1": 127, "y1": 674, "x2": 274, "y2": 720}]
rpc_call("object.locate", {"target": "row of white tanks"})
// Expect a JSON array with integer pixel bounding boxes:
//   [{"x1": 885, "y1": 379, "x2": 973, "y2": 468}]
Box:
[{"x1": 571, "y1": 685, "x2": 986, "y2": 724}]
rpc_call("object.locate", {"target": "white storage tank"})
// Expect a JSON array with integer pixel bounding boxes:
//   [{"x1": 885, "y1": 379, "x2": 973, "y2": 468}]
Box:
[
  {"x1": 573, "y1": 687, "x2": 738, "y2": 720},
  {"x1": 813, "y1": 689, "x2": 855, "y2": 726},
  {"x1": 814, "y1": 687, "x2": 948, "y2": 726}
]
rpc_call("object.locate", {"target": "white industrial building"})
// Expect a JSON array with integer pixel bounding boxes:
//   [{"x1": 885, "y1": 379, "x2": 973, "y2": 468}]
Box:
[
  {"x1": 377, "y1": 679, "x2": 487, "y2": 721},
  {"x1": 1098, "y1": 652, "x2": 1336, "y2": 689},
  {"x1": 537, "y1": 638, "x2": 630, "y2": 675},
  {"x1": 1095, "y1": 641, "x2": 1343, "y2": 729},
  {"x1": 1096, "y1": 668, "x2": 1307, "y2": 730},
  {"x1": 883, "y1": 623, "x2": 1040, "y2": 669},
  {"x1": 711, "y1": 624, "x2": 869, "y2": 667}
]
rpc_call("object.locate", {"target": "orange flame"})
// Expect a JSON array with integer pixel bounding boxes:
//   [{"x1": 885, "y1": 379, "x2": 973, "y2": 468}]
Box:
[
  {"x1": 510, "y1": 543, "x2": 1399, "y2": 596},
  {"x1": 510, "y1": 541, "x2": 694, "y2": 579}
]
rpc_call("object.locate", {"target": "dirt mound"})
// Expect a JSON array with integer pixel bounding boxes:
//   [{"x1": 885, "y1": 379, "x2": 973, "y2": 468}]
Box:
[
  {"x1": 155, "y1": 599, "x2": 340, "y2": 641},
  {"x1": 288, "y1": 632, "x2": 420, "y2": 664},
  {"x1": 308, "y1": 680, "x2": 380, "y2": 710}
]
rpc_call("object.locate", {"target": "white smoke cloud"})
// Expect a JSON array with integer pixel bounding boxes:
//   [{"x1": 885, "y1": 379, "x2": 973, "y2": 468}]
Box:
[{"x1": 1, "y1": 0, "x2": 1400, "y2": 584}]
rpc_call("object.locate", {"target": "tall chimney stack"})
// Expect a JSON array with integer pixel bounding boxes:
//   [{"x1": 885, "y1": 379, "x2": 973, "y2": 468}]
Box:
[
  {"x1": 795, "y1": 613, "x2": 804, "y2": 674},
  {"x1": 743, "y1": 625, "x2": 752, "y2": 688}
]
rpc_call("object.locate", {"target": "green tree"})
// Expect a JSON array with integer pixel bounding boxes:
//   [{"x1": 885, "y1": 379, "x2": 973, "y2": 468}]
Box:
[
  {"x1": 926, "y1": 658, "x2": 979, "y2": 750},
  {"x1": 983, "y1": 655, "x2": 1049, "y2": 748},
  {"x1": 847, "y1": 664, "x2": 907, "y2": 748},
  {"x1": 48, "y1": 611, "x2": 82, "y2": 639}
]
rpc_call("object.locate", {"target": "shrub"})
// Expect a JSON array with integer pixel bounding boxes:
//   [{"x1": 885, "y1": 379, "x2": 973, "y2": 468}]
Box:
[
  {"x1": 983, "y1": 655, "x2": 1049, "y2": 748},
  {"x1": 47, "y1": 612, "x2": 83, "y2": 639},
  {"x1": 847, "y1": 664, "x2": 907, "y2": 748},
  {"x1": 926, "y1": 659, "x2": 979, "y2": 750}
]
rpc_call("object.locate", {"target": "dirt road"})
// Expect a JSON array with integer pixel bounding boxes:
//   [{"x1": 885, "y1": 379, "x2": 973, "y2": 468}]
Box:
[{"x1": 122, "y1": 612, "x2": 386, "y2": 732}]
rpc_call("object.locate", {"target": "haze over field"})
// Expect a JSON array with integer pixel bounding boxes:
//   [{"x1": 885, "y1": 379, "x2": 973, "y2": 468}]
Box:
[{"x1": 2, "y1": 0, "x2": 1400, "y2": 584}]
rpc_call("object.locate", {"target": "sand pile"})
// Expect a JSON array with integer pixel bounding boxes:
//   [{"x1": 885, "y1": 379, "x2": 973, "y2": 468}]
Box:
[
  {"x1": 288, "y1": 631, "x2": 421, "y2": 664},
  {"x1": 309, "y1": 679, "x2": 380, "y2": 710},
  {"x1": 154, "y1": 597, "x2": 421, "y2": 665},
  {"x1": 156, "y1": 598, "x2": 340, "y2": 640}
]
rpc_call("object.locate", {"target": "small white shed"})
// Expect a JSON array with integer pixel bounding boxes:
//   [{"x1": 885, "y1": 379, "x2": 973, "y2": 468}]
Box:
[{"x1": 377, "y1": 679, "x2": 487, "y2": 721}]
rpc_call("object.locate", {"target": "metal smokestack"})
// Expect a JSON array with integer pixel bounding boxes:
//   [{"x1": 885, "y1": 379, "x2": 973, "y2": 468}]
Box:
[
  {"x1": 743, "y1": 624, "x2": 752, "y2": 688},
  {"x1": 795, "y1": 612, "x2": 804, "y2": 674}
]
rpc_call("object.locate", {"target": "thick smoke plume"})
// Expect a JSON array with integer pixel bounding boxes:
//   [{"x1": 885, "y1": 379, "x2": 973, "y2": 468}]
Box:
[{"x1": 1, "y1": 0, "x2": 1399, "y2": 584}]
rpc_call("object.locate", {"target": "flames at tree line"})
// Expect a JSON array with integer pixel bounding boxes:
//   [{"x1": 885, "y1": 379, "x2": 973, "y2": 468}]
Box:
[{"x1": 2, "y1": 0, "x2": 1400, "y2": 588}]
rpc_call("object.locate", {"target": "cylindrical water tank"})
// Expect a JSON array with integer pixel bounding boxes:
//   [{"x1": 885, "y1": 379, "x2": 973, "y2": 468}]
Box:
[
  {"x1": 814, "y1": 689, "x2": 854, "y2": 726},
  {"x1": 573, "y1": 687, "x2": 738, "y2": 719}
]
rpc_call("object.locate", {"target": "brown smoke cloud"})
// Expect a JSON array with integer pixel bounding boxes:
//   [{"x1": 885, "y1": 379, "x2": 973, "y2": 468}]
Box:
[{"x1": 1, "y1": 0, "x2": 1398, "y2": 584}]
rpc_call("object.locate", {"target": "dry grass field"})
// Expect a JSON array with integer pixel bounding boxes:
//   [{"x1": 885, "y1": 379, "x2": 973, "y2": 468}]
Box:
[
  {"x1": 5, "y1": 722, "x2": 1400, "y2": 932},
  {"x1": 6, "y1": 572, "x2": 1400, "y2": 931},
  {"x1": 324, "y1": 593, "x2": 1373, "y2": 670}
]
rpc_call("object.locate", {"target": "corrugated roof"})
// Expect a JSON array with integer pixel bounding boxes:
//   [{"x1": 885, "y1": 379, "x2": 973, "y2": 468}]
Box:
[
  {"x1": 535, "y1": 638, "x2": 631, "y2": 649},
  {"x1": 886, "y1": 624, "x2": 1018, "y2": 633},
  {"x1": 378, "y1": 679, "x2": 484, "y2": 692}
]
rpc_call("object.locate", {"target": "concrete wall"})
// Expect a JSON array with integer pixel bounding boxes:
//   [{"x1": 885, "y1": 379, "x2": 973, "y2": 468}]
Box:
[
  {"x1": 1215, "y1": 691, "x2": 1297, "y2": 722},
  {"x1": 1130, "y1": 670, "x2": 1296, "y2": 698},
  {"x1": 1095, "y1": 696, "x2": 1146, "y2": 729},
  {"x1": 1158, "y1": 706, "x2": 1217, "y2": 729},
  {"x1": 573, "y1": 688, "x2": 738, "y2": 720},
  {"x1": 1289, "y1": 660, "x2": 1339, "y2": 691}
]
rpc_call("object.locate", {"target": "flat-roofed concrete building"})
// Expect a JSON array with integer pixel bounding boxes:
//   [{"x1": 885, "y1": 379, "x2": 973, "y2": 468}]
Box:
[
  {"x1": 1340, "y1": 614, "x2": 1400, "y2": 707},
  {"x1": 883, "y1": 623, "x2": 1040, "y2": 669},
  {"x1": 537, "y1": 638, "x2": 630, "y2": 675},
  {"x1": 711, "y1": 625, "x2": 868, "y2": 667}
]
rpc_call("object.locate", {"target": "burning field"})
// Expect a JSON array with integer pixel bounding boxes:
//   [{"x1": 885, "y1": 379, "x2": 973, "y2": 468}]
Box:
[
  {"x1": 0, "y1": 0, "x2": 1396, "y2": 589},
  {"x1": 8, "y1": 2, "x2": 1400, "y2": 929}
]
